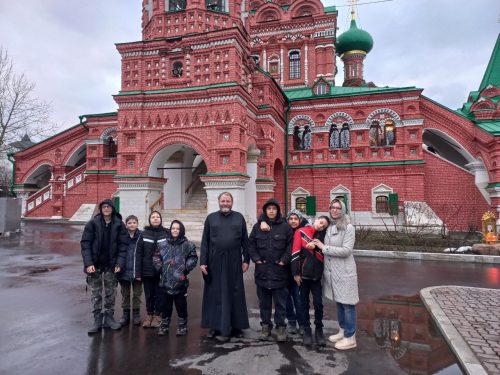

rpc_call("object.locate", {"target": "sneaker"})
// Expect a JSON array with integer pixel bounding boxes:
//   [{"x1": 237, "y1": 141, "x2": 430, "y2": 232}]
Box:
[
  {"x1": 119, "y1": 309, "x2": 130, "y2": 326},
  {"x1": 328, "y1": 328, "x2": 345, "y2": 343},
  {"x1": 335, "y1": 335, "x2": 357, "y2": 350}
]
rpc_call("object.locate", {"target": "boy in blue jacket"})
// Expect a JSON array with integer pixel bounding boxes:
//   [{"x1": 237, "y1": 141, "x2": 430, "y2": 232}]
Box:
[{"x1": 118, "y1": 215, "x2": 142, "y2": 326}]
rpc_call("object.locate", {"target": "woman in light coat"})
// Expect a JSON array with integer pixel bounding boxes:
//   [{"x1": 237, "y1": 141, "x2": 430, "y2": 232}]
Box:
[{"x1": 312, "y1": 198, "x2": 358, "y2": 350}]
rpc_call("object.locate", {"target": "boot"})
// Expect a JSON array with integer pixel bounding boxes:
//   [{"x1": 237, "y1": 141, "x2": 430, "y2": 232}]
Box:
[
  {"x1": 88, "y1": 312, "x2": 103, "y2": 334},
  {"x1": 259, "y1": 324, "x2": 271, "y2": 341},
  {"x1": 315, "y1": 326, "x2": 326, "y2": 347},
  {"x1": 328, "y1": 328, "x2": 345, "y2": 343},
  {"x1": 287, "y1": 321, "x2": 297, "y2": 335},
  {"x1": 103, "y1": 311, "x2": 122, "y2": 330},
  {"x1": 132, "y1": 309, "x2": 141, "y2": 326},
  {"x1": 276, "y1": 326, "x2": 287, "y2": 342},
  {"x1": 142, "y1": 314, "x2": 153, "y2": 328},
  {"x1": 151, "y1": 314, "x2": 162, "y2": 328},
  {"x1": 302, "y1": 327, "x2": 313, "y2": 346},
  {"x1": 176, "y1": 318, "x2": 188, "y2": 336},
  {"x1": 335, "y1": 335, "x2": 357, "y2": 350},
  {"x1": 158, "y1": 317, "x2": 170, "y2": 336},
  {"x1": 119, "y1": 309, "x2": 130, "y2": 326}
]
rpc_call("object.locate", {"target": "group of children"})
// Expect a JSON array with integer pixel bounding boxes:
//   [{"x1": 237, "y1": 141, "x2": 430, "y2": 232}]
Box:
[{"x1": 117, "y1": 211, "x2": 198, "y2": 336}]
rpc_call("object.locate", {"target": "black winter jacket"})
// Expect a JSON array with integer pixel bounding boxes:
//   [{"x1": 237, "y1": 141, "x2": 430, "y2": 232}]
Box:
[
  {"x1": 81, "y1": 208, "x2": 128, "y2": 273},
  {"x1": 136, "y1": 225, "x2": 170, "y2": 278},
  {"x1": 249, "y1": 198, "x2": 293, "y2": 289},
  {"x1": 118, "y1": 229, "x2": 141, "y2": 281}
]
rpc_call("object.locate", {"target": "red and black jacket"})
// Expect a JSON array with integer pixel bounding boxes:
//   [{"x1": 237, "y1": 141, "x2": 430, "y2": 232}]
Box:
[{"x1": 291, "y1": 225, "x2": 324, "y2": 281}]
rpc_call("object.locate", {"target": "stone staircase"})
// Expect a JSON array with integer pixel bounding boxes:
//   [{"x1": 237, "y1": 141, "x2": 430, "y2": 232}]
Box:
[{"x1": 162, "y1": 186, "x2": 207, "y2": 243}]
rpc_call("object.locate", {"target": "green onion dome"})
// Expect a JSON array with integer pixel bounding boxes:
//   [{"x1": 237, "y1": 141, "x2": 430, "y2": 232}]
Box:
[{"x1": 336, "y1": 19, "x2": 374, "y2": 56}]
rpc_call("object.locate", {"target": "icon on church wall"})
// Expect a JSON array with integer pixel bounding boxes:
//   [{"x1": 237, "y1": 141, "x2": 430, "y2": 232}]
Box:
[{"x1": 482, "y1": 211, "x2": 498, "y2": 243}]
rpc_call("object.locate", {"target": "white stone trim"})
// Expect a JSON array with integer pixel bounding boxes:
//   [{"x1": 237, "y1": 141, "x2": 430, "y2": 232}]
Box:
[
  {"x1": 290, "y1": 186, "x2": 310, "y2": 211},
  {"x1": 256, "y1": 183, "x2": 275, "y2": 192},
  {"x1": 119, "y1": 95, "x2": 246, "y2": 108},
  {"x1": 252, "y1": 21, "x2": 336, "y2": 38},
  {"x1": 366, "y1": 108, "x2": 401, "y2": 123},
  {"x1": 325, "y1": 112, "x2": 354, "y2": 126},
  {"x1": 371, "y1": 183, "x2": 393, "y2": 214},
  {"x1": 291, "y1": 97, "x2": 420, "y2": 110}
]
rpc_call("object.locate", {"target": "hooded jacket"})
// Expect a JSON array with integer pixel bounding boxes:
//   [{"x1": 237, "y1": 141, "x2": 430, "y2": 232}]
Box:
[
  {"x1": 80, "y1": 199, "x2": 128, "y2": 273},
  {"x1": 153, "y1": 220, "x2": 198, "y2": 295},
  {"x1": 248, "y1": 198, "x2": 293, "y2": 289},
  {"x1": 135, "y1": 211, "x2": 170, "y2": 278},
  {"x1": 118, "y1": 228, "x2": 141, "y2": 281}
]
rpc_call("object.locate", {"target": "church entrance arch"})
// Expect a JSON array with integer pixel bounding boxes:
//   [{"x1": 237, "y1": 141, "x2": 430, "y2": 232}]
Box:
[{"x1": 148, "y1": 144, "x2": 207, "y2": 210}]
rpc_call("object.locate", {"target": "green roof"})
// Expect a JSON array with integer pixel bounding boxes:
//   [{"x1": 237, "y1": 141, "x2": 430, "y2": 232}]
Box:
[
  {"x1": 336, "y1": 19, "x2": 373, "y2": 56},
  {"x1": 324, "y1": 6, "x2": 337, "y2": 14},
  {"x1": 479, "y1": 34, "x2": 500, "y2": 92},
  {"x1": 476, "y1": 121, "x2": 500, "y2": 136},
  {"x1": 285, "y1": 85, "x2": 420, "y2": 101}
]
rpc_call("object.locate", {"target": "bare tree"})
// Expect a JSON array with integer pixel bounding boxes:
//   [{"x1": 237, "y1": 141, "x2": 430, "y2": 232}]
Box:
[
  {"x1": 0, "y1": 47, "x2": 53, "y2": 155},
  {"x1": 0, "y1": 163, "x2": 12, "y2": 196}
]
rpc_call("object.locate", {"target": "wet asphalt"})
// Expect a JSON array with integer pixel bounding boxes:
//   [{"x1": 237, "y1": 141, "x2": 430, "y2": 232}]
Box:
[{"x1": 0, "y1": 222, "x2": 499, "y2": 375}]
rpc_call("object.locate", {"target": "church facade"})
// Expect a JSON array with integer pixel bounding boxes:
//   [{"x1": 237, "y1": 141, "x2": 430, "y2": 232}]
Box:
[{"x1": 11, "y1": 0, "x2": 500, "y2": 232}]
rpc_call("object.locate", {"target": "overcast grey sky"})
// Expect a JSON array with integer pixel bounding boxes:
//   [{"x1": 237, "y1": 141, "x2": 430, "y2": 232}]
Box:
[{"x1": 0, "y1": 0, "x2": 498, "y2": 133}]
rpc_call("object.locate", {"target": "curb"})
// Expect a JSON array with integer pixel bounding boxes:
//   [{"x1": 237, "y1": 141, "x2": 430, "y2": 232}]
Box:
[
  {"x1": 354, "y1": 249, "x2": 500, "y2": 264},
  {"x1": 420, "y1": 286, "x2": 489, "y2": 375}
]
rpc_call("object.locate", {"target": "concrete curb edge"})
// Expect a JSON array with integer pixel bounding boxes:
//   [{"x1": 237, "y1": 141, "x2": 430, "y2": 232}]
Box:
[{"x1": 420, "y1": 286, "x2": 488, "y2": 375}]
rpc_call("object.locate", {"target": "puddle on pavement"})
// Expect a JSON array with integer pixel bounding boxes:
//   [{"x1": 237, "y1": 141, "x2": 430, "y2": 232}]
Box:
[
  {"x1": 358, "y1": 294, "x2": 464, "y2": 375},
  {"x1": 23, "y1": 265, "x2": 62, "y2": 276}
]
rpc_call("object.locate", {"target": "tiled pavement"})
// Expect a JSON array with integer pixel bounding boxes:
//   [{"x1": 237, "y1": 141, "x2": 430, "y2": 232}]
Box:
[{"x1": 421, "y1": 286, "x2": 500, "y2": 375}]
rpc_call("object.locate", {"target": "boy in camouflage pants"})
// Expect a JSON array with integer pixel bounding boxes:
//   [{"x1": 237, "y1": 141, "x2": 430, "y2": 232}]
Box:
[{"x1": 81, "y1": 199, "x2": 127, "y2": 334}]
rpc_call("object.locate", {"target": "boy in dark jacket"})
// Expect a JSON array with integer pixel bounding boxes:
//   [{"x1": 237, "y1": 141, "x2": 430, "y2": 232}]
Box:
[
  {"x1": 118, "y1": 215, "x2": 142, "y2": 326},
  {"x1": 81, "y1": 199, "x2": 128, "y2": 334},
  {"x1": 136, "y1": 210, "x2": 170, "y2": 328},
  {"x1": 291, "y1": 215, "x2": 330, "y2": 346},
  {"x1": 249, "y1": 199, "x2": 293, "y2": 342},
  {"x1": 154, "y1": 220, "x2": 198, "y2": 336}
]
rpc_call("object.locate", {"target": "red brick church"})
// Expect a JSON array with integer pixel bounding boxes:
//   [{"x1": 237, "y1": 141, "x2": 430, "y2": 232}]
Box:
[{"x1": 10, "y1": 0, "x2": 500, "y2": 234}]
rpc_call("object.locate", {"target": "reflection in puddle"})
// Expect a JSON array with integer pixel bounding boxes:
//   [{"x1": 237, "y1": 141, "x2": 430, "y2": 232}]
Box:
[{"x1": 358, "y1": 294, "x2": 463, "y2": 374}]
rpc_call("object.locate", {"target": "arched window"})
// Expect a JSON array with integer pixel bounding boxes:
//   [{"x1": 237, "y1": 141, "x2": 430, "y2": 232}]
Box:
[
  {"x1": 340, "y1": 123, "x2": 350, "y2": 149},
  {"x1": 168, "y1": 0, "x2": 186, "y2": 11},
  {"x1": 296, "y1": 197, "x2": 307, "y2": 213},
  {"x1": 289, "y1": 51, "x2": 300, "y2": 80},
  {"x1": 369, "y1": 121, "x2": 382, "y2": 147},
  {"x1": 384, "y1": 119, "x2": 396, "y2": 146},
  {"x1": 375, "y1": 196, "x2": 389, "y2": 213}
]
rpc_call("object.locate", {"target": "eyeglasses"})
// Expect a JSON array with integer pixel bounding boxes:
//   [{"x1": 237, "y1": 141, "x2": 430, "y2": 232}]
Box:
[{"x1": 330, "y1": 206, "x2": 342, "y2": 210}]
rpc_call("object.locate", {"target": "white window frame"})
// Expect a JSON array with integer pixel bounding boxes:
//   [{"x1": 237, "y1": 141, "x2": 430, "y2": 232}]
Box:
[{"x1": 371, "y1": 183, "x2": 393, "y2": 215}]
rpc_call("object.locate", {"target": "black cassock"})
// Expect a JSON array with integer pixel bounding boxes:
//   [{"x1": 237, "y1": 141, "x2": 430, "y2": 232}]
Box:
[{"x1": 200, "y1": 210, "x2": 250, "y2": 335}]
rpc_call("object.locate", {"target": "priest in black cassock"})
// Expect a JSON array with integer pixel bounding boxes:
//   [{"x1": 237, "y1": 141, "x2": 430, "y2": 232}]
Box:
[{"x1": 200, "y1": 192, "x2": 250, "y2": 342}]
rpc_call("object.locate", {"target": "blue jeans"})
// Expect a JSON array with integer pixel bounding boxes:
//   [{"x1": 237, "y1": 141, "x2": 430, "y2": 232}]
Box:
[
  {"x1": 286, "y1": 281, "x2": 305, "y2": 327},
  {"x1": 336, "y1": 302, "x2": 357, "y2": 337}
]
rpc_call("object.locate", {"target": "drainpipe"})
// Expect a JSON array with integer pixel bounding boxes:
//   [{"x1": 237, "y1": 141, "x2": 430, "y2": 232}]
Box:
[
  {"x1": 284, "y1": 102, "x2": 291, "y2": 213},
  {"x1": 7, "y1": 152, "x2": 16, "y2": 197}
]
